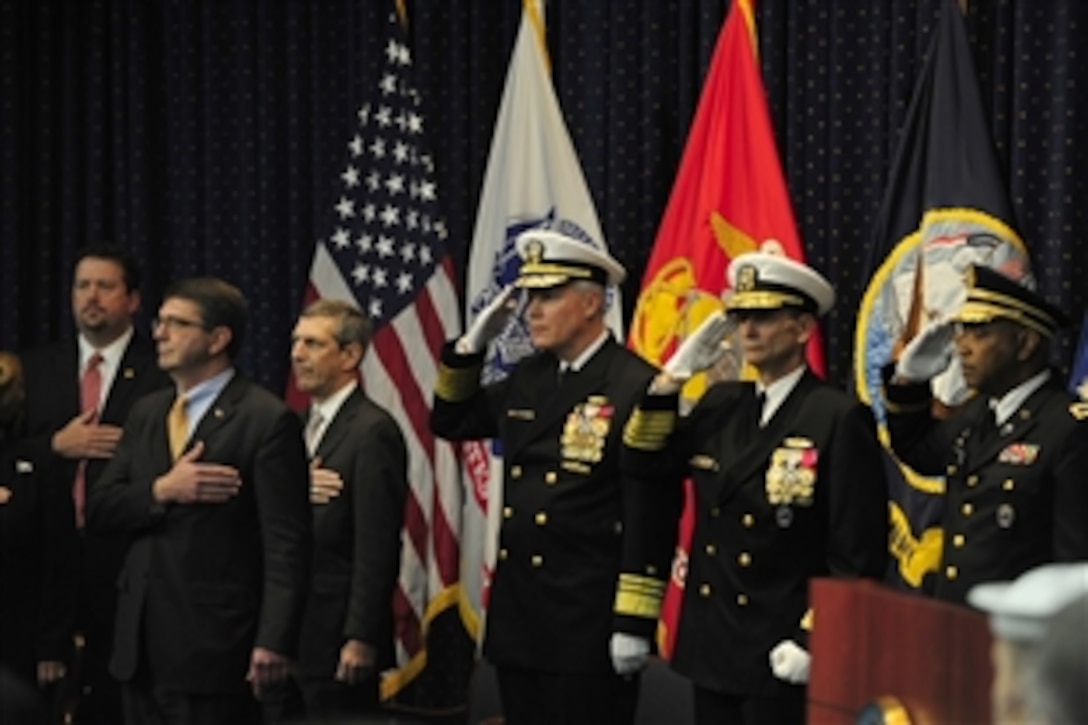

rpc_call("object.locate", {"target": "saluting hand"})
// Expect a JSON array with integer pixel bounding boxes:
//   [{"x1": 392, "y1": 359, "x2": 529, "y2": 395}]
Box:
[
  {"x1": 895, "y1": 317, "x2": 956, "y2": 382},
  {"x1": 456, "y1": 285, "x2": 518, "y2": 354},
  {"x1": 153, "y1": 440, "x2": 242, "y2": 504},
  {"x1": 654, "y1": 311, "x2": 732, "y2": 393}
]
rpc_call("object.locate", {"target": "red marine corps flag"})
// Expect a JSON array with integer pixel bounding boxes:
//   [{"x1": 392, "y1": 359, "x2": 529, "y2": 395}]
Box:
[{"x1": 628, "y1": 0, "x2": 823, "y2": 657}]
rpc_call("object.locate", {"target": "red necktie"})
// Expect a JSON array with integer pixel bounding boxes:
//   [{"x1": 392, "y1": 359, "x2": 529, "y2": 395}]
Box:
[{"x1": 74, "y1": 352, "x2": 103, "y2": 529}]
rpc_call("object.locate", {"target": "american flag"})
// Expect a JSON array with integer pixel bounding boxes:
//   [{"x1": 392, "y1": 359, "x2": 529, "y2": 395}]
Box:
[{"x1": 291, "y1": 7, "x2": 471, "y2": 709}]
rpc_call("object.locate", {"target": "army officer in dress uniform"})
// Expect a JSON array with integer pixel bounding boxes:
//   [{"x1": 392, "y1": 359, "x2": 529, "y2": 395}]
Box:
[
  {"x1": 883, "y1": 264, "x2": 1088, "y2": 605},
  {"x1": 431, "y1": 229, "x2": 679, "y2": 725},
  {"x1": 622, "y1": 250, "x2": 889, "y2": 725}
]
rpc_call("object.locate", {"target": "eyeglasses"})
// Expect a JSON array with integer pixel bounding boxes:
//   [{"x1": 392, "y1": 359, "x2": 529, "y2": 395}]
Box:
[{"x1": 151, "y1": 315, "x2": 208, "y2": 333}]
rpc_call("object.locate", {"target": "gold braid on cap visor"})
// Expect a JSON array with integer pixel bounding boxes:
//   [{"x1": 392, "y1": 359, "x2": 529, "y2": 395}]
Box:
[
  {"x1": 955, "y1": 288, "x2": 1057, "y2": 337},
  {"x1": 726, "y1": 290, "x2": 809, "y2": 311}
]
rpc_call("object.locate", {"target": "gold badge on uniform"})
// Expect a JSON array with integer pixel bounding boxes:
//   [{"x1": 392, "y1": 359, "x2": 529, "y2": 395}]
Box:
[
  {"x1": 765, "y1": 439, "x2": 818, "y2": 512},
  {"x1": 560, "y1": 395, "x2": 613, "y2": 467}
]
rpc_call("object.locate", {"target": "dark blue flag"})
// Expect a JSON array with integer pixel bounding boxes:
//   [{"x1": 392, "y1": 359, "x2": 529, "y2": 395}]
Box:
[
  {"x1": 853, "y1": 0, "x2": 1036, "y2": 592},
  {"x1": 1069, "y1": 310, "x2": 1088, "y2": 400}
]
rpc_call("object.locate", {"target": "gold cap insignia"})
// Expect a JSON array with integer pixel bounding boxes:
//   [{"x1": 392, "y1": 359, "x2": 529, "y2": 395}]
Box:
[
  {"x1": 525, "y1": 238, "x2": 545, "y2": 264},
  {"x1": 737, "y1": 265, "x2": 757, "y2": 292}
]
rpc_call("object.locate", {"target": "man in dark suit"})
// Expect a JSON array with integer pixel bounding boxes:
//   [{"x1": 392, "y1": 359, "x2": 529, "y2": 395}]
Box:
[
  {"x1": 18, "y1": 246, "x2": 170, "y2": 723},
  {"x1": 431, "y1": 230, "x2": 679, "y2": 725},
  {"x1": 622, "y1": 251, "x2": 889, "y2": 725},
  {"x1": 86, "y1": 277, "x2": 311, "y2": 724},
  {"x1": 286, "y1": 299, "x2": 407, "y2": 720},
  {"x1": 883, "y1": 264, "x2": 1088, "y2": 605}
]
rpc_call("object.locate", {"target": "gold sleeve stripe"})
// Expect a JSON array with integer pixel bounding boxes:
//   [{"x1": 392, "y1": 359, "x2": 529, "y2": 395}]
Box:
[
  {"x1": 800, "y1": 608, "x2": 813, "y2": 631},
  {"x1": 622, "y1": 407, "x2": 677, "y2": 451},
  {"x1": 614, "y1": 573, "x2": 667, "y2": 619},
  {"x1": 434, "y1": 362, "x2": 481, "y2": 402}
]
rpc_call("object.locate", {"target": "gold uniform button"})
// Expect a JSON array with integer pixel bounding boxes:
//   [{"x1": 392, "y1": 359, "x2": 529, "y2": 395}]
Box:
[
  {"x1": 946, "y1": 565, "x2": 958, "y2": 580},
  {"x1": 534, "y1": 512, "x2": 548, "y2": 525},
  {"x1": 699, "y1": 584, "x2": 711, "y2": 598},
  {"x1": 742, "y1": 513, "x2": 755, "y2": 528},
  {"x1": 498, "y1": 548, "x2": 508, "y2": 560},
  {"x1": 710, "y1": 507, "x2": 721, "y2": 518},
  {"x1": 947, "y1": 465, "x2": 958, "y2": 476},
  {"x1": 502, "y1": 506, "x2": 513, "y2": 519},
  {"x1": 705, "y1": 543, "x2": 717, "y2": 556},
  {"x1": 961, "y1": 503, "x2": 974, "y2": 516},
  {"x1": 952, "y1": 534, "x2": 965, "y2": 548},
  {"x1": 646, "y1": 565, "x2": 657, "y2": 575},
  {"x1": 738, "y1": 552, "x2": 752, "y2": 567},
  {"x1": 544, "y1": 471, "x2": 558, "y2": 484},
  {"x1": 1003, "y1": 479, "x2": 1015, "y2": 491},
  {"x1": 966, "y1": 474, "x2": 979, "y2": 487},
  {"x1": 531, "y1": 555, "x2": 543, "y2": 567},
  {"x1": 510, "y1": 466, "x2": 522, "y2": 479},
  {"x1": 737, "y1": 593, "x2": 748, "y2": 606}
]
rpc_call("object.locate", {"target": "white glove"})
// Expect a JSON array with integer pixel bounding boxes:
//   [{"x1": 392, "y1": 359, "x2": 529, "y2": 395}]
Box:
[
  {"x1": 769, "y1": 639, "x2": 811, "y2": 684},
  {"x1": 663, "y1": 311, "x2": 731, "y2": 381},
  {"x1": 457, "y1": 286, "x2": 517, "y2": 354},
  {"x1": 894, "y1": 318, "x2": 955, "y2": 382},
  {"x1": 610, "y1": 632, "x2": 650, "y2": 676}
]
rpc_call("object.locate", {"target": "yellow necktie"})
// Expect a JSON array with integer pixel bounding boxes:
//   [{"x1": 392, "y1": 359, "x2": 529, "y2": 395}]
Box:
[{"x1": 168, "y1": 394, "x2": 189, "y2": 460}]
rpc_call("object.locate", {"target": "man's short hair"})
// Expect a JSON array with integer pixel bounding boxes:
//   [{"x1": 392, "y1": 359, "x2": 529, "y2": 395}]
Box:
[
  {"x1": 74, "y1": 245, "x2": 143, "y2": 293},
  {"x1": 163, "y1": 277, "x2": 248, "y2": 360},
  {"x1": 300, "y1": 299, "x2": 371, "y2": 350}
]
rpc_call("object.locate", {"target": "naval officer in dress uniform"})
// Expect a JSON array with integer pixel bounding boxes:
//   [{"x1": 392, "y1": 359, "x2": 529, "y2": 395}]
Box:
[
  {"x1": 431, "y1": 229, "x2": 679, "y2": 725},
  {"x1": 883, "y1": 264, "x2": 1088, "y2": 605},
  {"x1": 622, "y1": 250, "x2": 889, "y2": 725}
]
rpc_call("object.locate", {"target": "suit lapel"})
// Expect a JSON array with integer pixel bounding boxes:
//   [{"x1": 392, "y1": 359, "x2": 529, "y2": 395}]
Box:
[
  {"x1": 187, "y1": 374, "x2": 244, "y2": 449},
  {"x1": 101, "y1": 335, "x2": 157, "y2": 422},
  {"x1": 314, "y1": 388, "x2": 362, "y2": 461},
  {"x1": 59, "y1": 341, "x2": 82, "y2": 417}
]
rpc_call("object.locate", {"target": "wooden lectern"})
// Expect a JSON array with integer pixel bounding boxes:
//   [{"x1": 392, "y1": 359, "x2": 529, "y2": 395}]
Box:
[{"x1": 807, "y1": 578, "x2": 993, "y2": 724}]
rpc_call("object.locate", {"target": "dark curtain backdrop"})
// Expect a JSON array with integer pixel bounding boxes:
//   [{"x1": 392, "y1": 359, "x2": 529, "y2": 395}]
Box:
[{"x1": 2, "y1": 0, "x2": 1085, "y2": 392}]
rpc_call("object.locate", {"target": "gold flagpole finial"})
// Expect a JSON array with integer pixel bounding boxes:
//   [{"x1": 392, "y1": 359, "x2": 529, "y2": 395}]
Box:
[{"x1": 395, "y1": 0, "x2": 408, "y2": 30}]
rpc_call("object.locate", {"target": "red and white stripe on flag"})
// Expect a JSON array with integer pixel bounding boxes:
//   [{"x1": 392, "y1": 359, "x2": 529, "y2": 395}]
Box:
[{"x1": 287, "y1": 6, "x2": 468, "y2": 704}]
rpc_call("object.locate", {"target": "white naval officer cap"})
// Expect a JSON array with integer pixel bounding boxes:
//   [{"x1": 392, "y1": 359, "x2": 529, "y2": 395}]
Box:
[
  {"x1": 967, "y1": 563, "x2": 1088, "y2": 643},
  {"x1": 514, "y1": 229, "x2": 626, "y2": 290},
  {"x1": 725, "y1": 249, "x2": 835, "y2": 317}
]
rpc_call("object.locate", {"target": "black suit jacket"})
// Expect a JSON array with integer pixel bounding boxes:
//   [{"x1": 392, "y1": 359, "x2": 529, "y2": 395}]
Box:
[
  {"x1": 296, "y1": 387, "x2": 407, "y2": 680},
  {"x1": 432, "y1": 338, "x2": 679, "y2": 674},
  {"x1": 624, "y1": 371, "x2": 889, "y2": 696},
  {"x1": 884, "y1": 373, "x2": 1088, "y2": 604},
  {"x1": 18, "y1": 334, "x2": 169, "y2": 651},
  {"x1": 0, "y1": 444, "x2": 75, "y2": 684},
  {"x1": 86, "y1": 373, "x2": 312, "y2": 694}
]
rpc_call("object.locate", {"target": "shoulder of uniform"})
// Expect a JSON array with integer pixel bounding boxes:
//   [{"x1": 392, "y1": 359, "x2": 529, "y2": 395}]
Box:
[{"x1": 1069, "y1": 401, "x2": 1088, "y2": 421}]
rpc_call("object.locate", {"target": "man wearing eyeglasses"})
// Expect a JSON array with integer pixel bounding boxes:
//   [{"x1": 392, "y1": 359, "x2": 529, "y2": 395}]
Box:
[
  {"x1": 883, "y1": 264, "x2": 1088, "y2": 605},
  {"x1": 87, "y1": 277, "x2": 311, "y2": 724},
  {"x1": 18, "y1": 245, "x2": 170, "y2": 724}
]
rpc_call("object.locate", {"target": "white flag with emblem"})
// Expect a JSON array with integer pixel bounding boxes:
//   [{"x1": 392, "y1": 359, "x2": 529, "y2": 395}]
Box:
[{"x1": 459, "y1": 0, "x2": 624, "y2": 644}]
